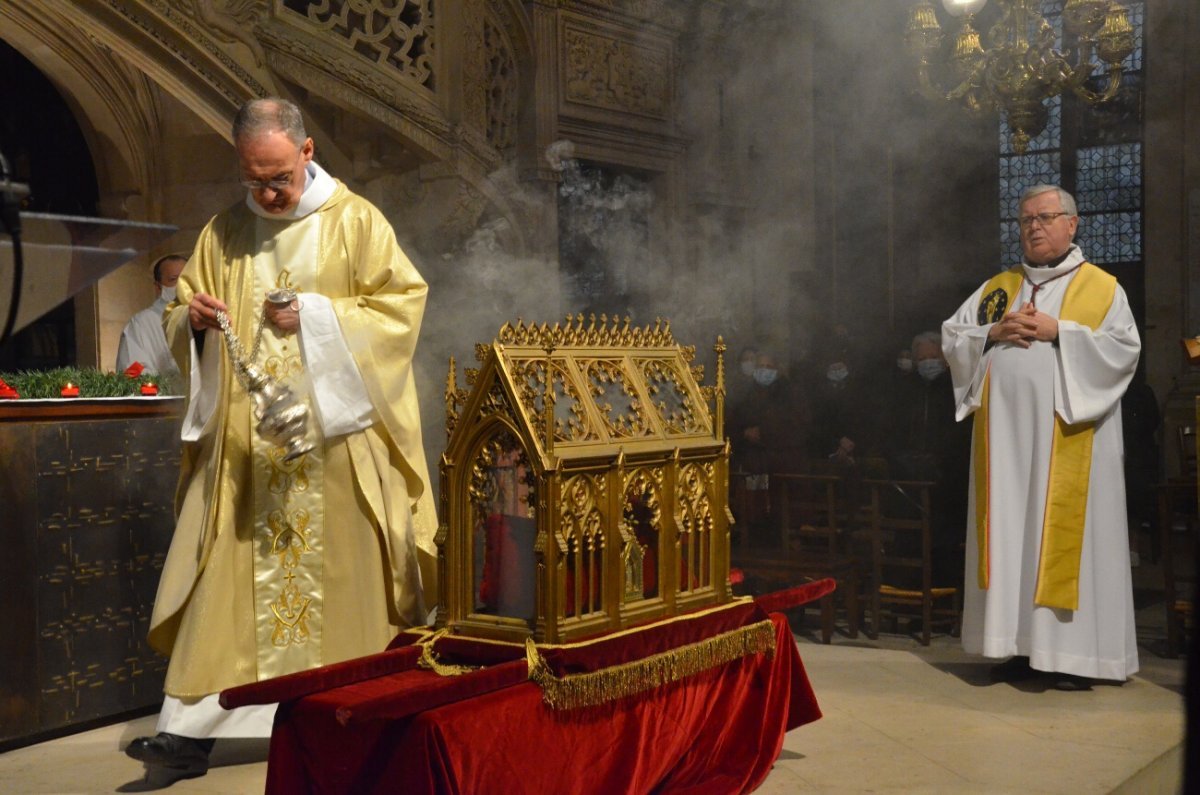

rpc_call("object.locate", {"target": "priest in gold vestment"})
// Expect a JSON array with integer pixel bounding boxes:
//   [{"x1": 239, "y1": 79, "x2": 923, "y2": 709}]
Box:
[{"x1": 125, "y1": 98, "x2": 436, "y2": 779}]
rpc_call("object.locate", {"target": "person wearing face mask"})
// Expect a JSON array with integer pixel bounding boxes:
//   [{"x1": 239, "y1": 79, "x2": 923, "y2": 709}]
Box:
[
  {"x1": 808, "y1": 353, "x2": 877, "y2": 470},
  {"x1": 885, "y1": 331, "x2": 970, "y2": 587},
  {"x1": 726, "y1": 345, "x2": 759, "y2": 412},
  {"x1": 894, "y1": 332, "x2": 956, "y2": 461},
  {"x1": 115, "y1": 254, "x2": 187, "y2": 377},
  {"x1": 727, "y1": 351, "x2": 808, "y2": 529}
]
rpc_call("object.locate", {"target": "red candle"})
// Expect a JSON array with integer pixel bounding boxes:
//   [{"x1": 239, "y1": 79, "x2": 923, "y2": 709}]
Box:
[
  {"x1": 61, "y1": 383, "x2": 80, "y2": 397},
  {"x1": 140, "y1": 383, "x2": 159, "y2": 396},
  {"x1": 0, "y1": 385, "x2": 17, "y2": 399}
]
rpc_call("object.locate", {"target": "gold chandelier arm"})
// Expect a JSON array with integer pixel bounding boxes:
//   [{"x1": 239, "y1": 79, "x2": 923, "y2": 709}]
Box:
[
  {"x1": 915, "y1": 59, "x2": 965, "y2": 103},
  {"x1": 1065, "y1": 63, "x2": 1123, "y2": 104},
  {"x1": 915, "y1": 58, "x2": 989, "y2": 105}
]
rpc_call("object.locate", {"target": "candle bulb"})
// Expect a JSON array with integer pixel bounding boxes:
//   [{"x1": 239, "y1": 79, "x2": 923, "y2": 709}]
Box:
[
  {"x1": 61, "y1": 383, "x2": 80, "y2": 397},
  {"x1": 140, "y1": 382, "x2": 159, "y2": 396}
]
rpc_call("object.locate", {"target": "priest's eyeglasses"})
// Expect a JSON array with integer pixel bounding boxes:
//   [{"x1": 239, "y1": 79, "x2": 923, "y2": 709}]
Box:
[
  {"x1": 1017, "y1": 211, "x2": 1068, "y2": 229},
  {"x1": 239, "y1": 175, "x2": 292, "y2": 192}
]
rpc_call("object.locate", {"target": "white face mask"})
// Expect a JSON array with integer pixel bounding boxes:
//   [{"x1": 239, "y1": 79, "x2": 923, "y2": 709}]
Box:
[
  {"x1": 896, "y1": 357, "x2": 913, "y2": 373},
  {"x1": 917, "y1": 358, "x2": 946, "y2": 381},
  {"x1": 741, "y1": 359, "x2": 756, "y2": 377},
  {"x1": 160, "y1": 285, "x2": 177, "y2": 303},
  {"x1": 753, "y1": 367, "x2": 778, "y2": 387},
  {"x1": 827, "y1": 364, "x2": 849, "y2": 383}
]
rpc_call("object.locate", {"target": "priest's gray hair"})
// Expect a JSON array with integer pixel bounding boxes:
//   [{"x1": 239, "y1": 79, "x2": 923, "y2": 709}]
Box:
[
  {"x1": 233, "y1": 98, "x2": 308, "y2": 147},
  {"x1": 1020, "y1": 184, "x2": 1077, "y2": 217}
]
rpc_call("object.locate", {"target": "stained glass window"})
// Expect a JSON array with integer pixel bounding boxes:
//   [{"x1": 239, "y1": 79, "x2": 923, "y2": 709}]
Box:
[
  {"x1": 1074, "y1": 212, "x2": 1142, "y2": 264},
  {"x1": 1000, "y1": 151, "x2": 1062, "y2": 219},
  {"x1": 1076, "y1": 143, "x2": 1142, "y2": 214}
]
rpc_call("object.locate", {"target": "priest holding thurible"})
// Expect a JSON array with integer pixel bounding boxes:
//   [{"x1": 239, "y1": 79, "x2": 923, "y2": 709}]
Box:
[
  {"x1": 124, "y1": 97, "x2": 437, "y2": 780},
  {"x1": 942, "y1": 184, "x2": 1140, "y2": 691}
]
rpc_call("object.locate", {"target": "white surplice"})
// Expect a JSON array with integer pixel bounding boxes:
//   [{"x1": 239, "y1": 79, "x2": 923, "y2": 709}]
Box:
[
  {"x1": 116, "y1": 296, "x2": 180, "y2": 377},
  {"x1": 942, "y1": 245, "x2": 1141, "y2": 680}
]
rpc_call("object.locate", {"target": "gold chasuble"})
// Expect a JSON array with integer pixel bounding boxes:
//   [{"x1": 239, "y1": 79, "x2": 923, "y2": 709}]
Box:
[
  {"x1": 973, "y1": 263, "x2": 1116, "y2": 610},
  {"x1": 153, "y1": 179, "x2": 436, "y2": 698}
]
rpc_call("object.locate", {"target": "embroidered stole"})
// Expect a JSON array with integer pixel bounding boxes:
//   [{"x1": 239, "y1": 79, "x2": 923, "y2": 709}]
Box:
[
  {"x1": 251, "y1": 213, "x2": 325, "y2": 677},
  {"x1": 973, "y1": 263, "x2": 1116, "y2": 610}
]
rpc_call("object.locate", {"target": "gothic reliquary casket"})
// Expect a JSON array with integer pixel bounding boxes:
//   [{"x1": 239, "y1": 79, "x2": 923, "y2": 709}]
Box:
[{"x1": 437, "y1": 316, "x2": 734, "y2": 643}]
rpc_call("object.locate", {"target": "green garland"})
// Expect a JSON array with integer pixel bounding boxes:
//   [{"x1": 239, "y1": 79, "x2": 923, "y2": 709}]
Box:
[{"x1": 0, "y1": 367, "x2": 182, "y2": 399}]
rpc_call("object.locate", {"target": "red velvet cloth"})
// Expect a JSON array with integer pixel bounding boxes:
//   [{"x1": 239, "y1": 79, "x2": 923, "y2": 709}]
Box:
[
  {"x1": 221, "y1": 587, "x2": 832, "y2": 717},
  {"x1": 263, "y1": 614, "x2": 818, "y2": 794},
  {"x1": 219, "y1": 646, "x2": 422, "y2": 710},
  {"x1": 752, "y1": 579, "x2": 836, "y2": 615}
]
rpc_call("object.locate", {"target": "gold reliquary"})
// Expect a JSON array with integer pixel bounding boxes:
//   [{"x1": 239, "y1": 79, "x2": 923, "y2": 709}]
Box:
[{"x1": 436, "y1": 316, "x2": 734, "y2": 643}]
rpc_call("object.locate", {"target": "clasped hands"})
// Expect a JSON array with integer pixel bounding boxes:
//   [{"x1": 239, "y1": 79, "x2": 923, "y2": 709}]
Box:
[
  {"x1": 987, "y1": 302, "x2": 1058, "y2": 349},
  {"x1": 189, "y1": 293, "x2": 301, "y2": 333}
]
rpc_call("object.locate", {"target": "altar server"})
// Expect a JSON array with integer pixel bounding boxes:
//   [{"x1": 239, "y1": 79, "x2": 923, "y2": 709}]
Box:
[{"x1": 115, "y1": 254, "x2": 185, "y2": 377}]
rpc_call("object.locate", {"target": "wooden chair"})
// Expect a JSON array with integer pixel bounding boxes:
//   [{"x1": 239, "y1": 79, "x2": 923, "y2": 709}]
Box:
[
  {"x1": 774, "y1": 472, "x2": 842, "y2": 554},
  {"x1": 746, "y1": 471, "x2": 862, "y2": 642},
  {"x1": 862, "y1": 478, "x2": 961, "y2": 645}
]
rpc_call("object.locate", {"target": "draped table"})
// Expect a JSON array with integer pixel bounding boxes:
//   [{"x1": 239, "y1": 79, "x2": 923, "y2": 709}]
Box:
[{"x1": 223, "y1": 584, "x2": 830, "y2": 795}]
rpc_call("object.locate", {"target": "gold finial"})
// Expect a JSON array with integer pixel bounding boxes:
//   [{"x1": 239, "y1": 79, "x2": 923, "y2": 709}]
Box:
[
  {"x1": 542, "y1": 329, "x2": 557, "y2": 455},
  {"x1": 714, "y1": 336, "x2": 727, "y2": 441}
]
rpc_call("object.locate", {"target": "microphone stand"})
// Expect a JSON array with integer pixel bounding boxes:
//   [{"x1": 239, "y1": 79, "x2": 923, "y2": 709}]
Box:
[{"x1": 1, "y1": 149, "x2": 31, "y2": 345}]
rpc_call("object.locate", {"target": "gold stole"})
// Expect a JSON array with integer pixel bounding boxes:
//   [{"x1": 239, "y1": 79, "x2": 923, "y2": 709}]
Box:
[
  {"x1": 973, "y1": 263, "x2": 1117, "y2": 610},
  {"x1": 251, "y1": 214, "x2": 325, "y2": 678}
]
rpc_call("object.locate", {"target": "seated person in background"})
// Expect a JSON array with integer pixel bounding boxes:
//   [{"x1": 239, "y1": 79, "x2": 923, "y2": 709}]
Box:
[
  {"x1": 726, "y1": 344, "x2": 759, "y2": 413},
  {"x1": 808, "y1": 352, "x2": 880, "y2": 473},
  {"x1": 727, "y1": 352, "x2": 809, "y2": 536},
  {"x1": 884, "y1": 331, "x2": 970, "y2": 586},
  {"x1": 116, "y1": 254, "x2": 186, "y2": 377},
  {"x1": 728, "y1": 352, "x2": 808, "y2": 475}
]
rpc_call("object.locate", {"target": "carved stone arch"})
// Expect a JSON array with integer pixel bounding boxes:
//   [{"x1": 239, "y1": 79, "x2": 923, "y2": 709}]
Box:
[
  {"x1": 42, "y1": 1, "x2": 276, "y2": 144},
  {"x1": 0, "y1": 4, "x2": 169, "y2": 218}
]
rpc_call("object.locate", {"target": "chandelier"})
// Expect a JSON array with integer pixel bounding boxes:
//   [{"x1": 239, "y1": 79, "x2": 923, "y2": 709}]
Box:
[{"x1": 905, "y1": 0, "x2": 1135, "y2": 154}]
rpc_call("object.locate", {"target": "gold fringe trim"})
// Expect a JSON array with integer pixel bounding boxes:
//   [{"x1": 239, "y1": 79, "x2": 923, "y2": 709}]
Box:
[
  {"x1": 525, "y1": 619, "x2": 776, "y2": 710},
  {"x1": 416, "y1": 628, "x2": 479, "y2": 677}
]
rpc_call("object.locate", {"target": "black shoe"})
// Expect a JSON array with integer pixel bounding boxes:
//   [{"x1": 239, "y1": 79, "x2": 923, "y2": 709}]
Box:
[
  {"x1": 989, "y1": 655, "x2": 1036, "y2": 683},
  {"x1": 1052, "y1": 673, "x2": 1094, "y2": 692},
  {"x1": 125, "y1": 732, "x2": 213, "y2": 775}
]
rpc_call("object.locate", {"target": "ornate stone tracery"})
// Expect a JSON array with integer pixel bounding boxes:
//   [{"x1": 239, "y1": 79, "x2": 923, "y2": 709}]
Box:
[
  {"x1": 562, "y1": 23, "x2": 671, "y2": 119},
  {"x1": 280, "y1": 0, "x2": 436, "y2": 89}
]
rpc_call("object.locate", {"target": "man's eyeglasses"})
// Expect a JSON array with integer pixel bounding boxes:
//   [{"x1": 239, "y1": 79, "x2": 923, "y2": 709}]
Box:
[
  {"x1": 239, "y1": 175, "x2": 292, "y2": 192},
  {"x1": 1017, "y1": 211, "x2": 1068, "y2": 229}
]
